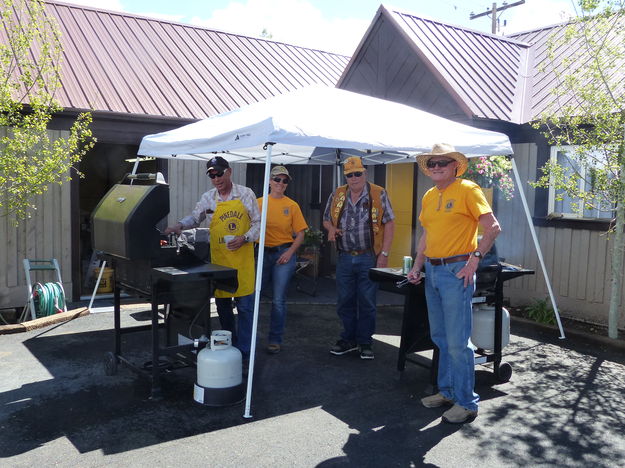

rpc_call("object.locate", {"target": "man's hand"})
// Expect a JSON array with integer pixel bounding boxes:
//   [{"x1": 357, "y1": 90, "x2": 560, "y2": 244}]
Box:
[
  {"x1": 164, "y1": 223, "x2": 183, "y2": 235},
  {"x1": 326, "y1": 225, "x2": 342, "y2": 242},
  {"x1": 376, "y1": 254, "x2": 388, "y2": 268},
  {"x1": 227, "y1": 235, "x2": 247, "y2": 251},
  {"x1": 456, "y1": 256, "x2": 479, "y2": 287},
  {"x1": 407, "y1": 267, "x2": 423, "y2": 284}
]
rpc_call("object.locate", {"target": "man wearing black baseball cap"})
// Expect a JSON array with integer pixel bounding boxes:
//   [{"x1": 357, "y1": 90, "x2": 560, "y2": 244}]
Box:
[
  {"x1": 206, "y1": 155, "x2": 229, "y2": 173},
  {"x1": 165, "y1": 156, "x2": 260, "y2": 358}
]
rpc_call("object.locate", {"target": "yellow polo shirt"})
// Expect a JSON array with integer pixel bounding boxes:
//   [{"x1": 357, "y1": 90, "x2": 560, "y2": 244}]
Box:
[
  {"x1": 257, "y1": 195, "x2": 308, "y2": 247},
  {"x1": 419, "y1": 179, "x2": 492, "y2": 258}
]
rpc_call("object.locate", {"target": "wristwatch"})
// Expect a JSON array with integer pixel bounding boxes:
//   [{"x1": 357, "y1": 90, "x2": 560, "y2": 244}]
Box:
[
  {"x1": 243, "y1": 234, "x2": 250, "y2": 243},
  {"x1": 472, "y1": 250, "x2": 483, "y2": 259},
  {"x1": 381, "y1": 251, "x2": 389, "y2": 257}
]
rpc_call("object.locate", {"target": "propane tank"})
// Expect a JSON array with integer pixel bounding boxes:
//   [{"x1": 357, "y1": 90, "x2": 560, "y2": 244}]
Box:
[
  {"x1": 193, "y1": 330, "x2": 244, "y2": 406},
  {"x1": 471, "y1": 304, "x2": 510, "y2": 351}
]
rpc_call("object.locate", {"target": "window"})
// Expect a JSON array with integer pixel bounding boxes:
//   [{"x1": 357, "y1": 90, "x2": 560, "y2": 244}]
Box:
[{"x1": 548, "y1": 146, "x2": 614, "y2": 220}]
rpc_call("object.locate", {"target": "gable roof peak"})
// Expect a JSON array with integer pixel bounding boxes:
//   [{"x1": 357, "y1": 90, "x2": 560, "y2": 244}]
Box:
[{"x1": 380, "y1": 3, "x2": 530, "y2": 47}]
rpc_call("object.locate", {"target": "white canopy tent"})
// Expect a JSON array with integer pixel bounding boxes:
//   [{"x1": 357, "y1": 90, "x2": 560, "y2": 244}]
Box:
[{"x1": 138, "y1": 86, "x2": 563, "y2": 417}]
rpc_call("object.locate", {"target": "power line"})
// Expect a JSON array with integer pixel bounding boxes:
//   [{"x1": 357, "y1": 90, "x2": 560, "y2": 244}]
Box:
[{"x1": 470, "y1": 1, "x2": 526, "y2": 34}]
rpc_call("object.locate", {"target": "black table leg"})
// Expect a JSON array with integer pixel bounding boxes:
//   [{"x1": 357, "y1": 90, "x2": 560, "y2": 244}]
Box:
[
  {"x1": 150, "y1": 284, "x2": 162, "y2": 400},
  {"x1": 114, "y1": 283, "x2": 121, "y2": 357}
]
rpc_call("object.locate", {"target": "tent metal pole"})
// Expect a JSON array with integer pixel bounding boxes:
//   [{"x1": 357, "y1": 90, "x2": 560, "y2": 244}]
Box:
[
  {"x1": 511, "y1": 158, "x2": 565, "y2": 339},
  {"x1": 243, "y1": 144, "x2": 273, "y2": 418}
]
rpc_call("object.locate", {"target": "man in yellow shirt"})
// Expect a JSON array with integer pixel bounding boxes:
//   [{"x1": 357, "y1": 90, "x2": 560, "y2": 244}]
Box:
[{"x1": 407, "y1": 143, "x2": 501, "y2": 424}]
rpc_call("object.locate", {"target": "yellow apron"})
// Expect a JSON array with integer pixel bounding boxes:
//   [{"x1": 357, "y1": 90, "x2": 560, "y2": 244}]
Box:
[{"x1": 210, "y1": 197, "x2": 255, "y2": 297}]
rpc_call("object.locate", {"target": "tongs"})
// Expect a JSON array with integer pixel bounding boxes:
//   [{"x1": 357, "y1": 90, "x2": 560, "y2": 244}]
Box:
[{"x1": 395, "y1": 278, "x2": 410, "y2": 288}]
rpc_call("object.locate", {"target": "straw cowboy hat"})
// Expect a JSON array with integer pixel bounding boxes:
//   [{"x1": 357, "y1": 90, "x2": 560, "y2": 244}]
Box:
[{"x1": 416, "y1": 143, "x2": 468, "y2": 177}]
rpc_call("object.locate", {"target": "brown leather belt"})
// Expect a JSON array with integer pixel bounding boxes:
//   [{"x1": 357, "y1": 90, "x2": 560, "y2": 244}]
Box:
[
  {"x1": 340, "y1": 249, "x2": 369, "y2": 256},
  {"x1": 427, "y1": 254, "x2": 471, "y2": 266}
]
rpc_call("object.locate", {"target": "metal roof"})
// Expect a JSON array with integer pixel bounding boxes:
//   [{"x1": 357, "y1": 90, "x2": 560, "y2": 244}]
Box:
[
  {"x1": 382, "y1": 6, "x2": 533, "y2": 123},
  {"x1": 40, "y1": 1, "x2": 349, "y2": 120},
  {"x1": 509, "y1": 15, "x2": 625, "y2": 122}
]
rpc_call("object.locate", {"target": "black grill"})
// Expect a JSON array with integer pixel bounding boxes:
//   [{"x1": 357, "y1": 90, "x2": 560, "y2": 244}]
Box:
[
  {"x1": 91, "y1": 173, "x2": 223, "y2": 296},
  {"x1": 91, "y1": 173, "x2": 238, "y2": 398}
]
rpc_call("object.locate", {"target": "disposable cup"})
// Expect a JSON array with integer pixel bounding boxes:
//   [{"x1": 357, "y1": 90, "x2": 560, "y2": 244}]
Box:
[{"x1": 223, "y1": 235, "x2": 235, "y2": 249}]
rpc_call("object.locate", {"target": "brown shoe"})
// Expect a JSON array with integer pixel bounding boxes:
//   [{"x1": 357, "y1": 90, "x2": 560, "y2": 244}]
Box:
[
  {"x1": 421, "y1": 393, "x2": 454, "y2": 408},
  {"x1": 442, "y1": 404, "x2": 478, "y2": 424},
  {"x1": 266, "y1": 343, "x2": 281, "y2": 354}
]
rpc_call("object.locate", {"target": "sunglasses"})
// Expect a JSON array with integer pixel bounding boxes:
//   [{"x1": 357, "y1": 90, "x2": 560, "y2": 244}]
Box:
[
  {"x1": 345, "y1": 171, "x2": 363, "y2": 178},
  {"x1": 426, "y1": 159, "x2": 455, "y2": 169},
  {"x1": 208, "y1": 170, "x2": 225, "y2": 179},
  {"x1": 272, "y1": 176, "x2": 289, "y2": 184}
]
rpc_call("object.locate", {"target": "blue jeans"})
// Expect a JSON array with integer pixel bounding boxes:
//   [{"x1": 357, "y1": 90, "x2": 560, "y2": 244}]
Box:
[
  {"x1": 336, "y1": 251, "x2": 378, "y2": 345},
  {"x1": 424, "y1": 260, "x2": 478, "y2": 411},
  {"x1": 261, "y1": 245, "x2": 297, "y2": 344},
  {"x1": 215, "y1": 293, "x2": 254, "y2": 356}
]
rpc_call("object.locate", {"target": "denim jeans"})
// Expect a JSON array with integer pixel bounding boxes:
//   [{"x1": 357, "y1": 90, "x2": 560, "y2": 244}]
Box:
[
  {"x1": 424, "y1": 260, "x2": 478, "y2": 411},
  {"x1": 336, "y1": 251, "x2": 378, "y2": 345},
  {"x1": 215, "y1": 293, "x2": 254, "y2": 356},
  {"x1": 261, "y1": 245, "x2": 297, "y2": 344}
]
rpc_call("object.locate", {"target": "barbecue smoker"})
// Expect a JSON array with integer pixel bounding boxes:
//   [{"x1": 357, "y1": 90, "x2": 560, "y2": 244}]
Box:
[
  {"x1": 91, "y1": 173, "x2": 238, "y2": 399},
  {"x1": 370, "y1": 254, "x2": 533, "y2": 386}
]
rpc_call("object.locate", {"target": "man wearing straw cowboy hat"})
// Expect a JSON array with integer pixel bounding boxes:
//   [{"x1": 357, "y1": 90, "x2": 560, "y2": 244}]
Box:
[{"x1": 407, "y1": 143, "x2": 501, "y2": 424}]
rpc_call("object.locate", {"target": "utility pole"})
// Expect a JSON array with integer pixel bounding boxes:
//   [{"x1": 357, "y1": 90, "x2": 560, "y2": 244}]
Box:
[{"x1": 470, "y1": 1, "x2": 526, "y2": 34}]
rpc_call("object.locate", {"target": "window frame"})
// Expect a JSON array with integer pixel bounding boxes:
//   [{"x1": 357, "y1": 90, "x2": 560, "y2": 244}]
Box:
[{"x1": 547, "y1": 145, "x2": 614, "y2": 221}]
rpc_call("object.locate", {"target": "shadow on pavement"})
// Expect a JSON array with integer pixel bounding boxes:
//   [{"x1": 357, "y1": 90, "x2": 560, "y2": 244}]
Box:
[{"x1": 2, "y1": 302, "x2": 624, "y2": 466}]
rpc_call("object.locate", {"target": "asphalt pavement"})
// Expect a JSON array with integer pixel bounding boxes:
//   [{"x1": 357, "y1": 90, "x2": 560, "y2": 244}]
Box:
[{"x1": 1, "y1": 278, "x2": 624, "y2": 467}]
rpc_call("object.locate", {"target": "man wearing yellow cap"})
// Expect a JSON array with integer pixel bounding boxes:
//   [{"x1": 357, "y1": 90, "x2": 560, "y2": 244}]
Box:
[
  {"x1": 407, "y1": 143, "x2": 501, "y2": 424},
  {"x1": 322, "y1": 156, "x2": 395, "y2": 360}
]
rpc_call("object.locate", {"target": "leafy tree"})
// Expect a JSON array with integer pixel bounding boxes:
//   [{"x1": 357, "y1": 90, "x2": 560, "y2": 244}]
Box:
[
  {"x1": 0, "y1": 0, "x2": 94, "y2": 222},
  {"x1": 532, "y1": 0, "x2": 625, "y2": 338}
]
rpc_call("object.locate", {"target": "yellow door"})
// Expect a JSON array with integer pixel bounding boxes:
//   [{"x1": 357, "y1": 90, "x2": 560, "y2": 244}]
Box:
[{"x1": 385, "y1": 164, "x2": 414, "y2": 268}]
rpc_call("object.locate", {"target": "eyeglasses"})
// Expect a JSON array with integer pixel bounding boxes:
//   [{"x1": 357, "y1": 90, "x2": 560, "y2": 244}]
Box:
[
  {"x1": 426, "y1": 159, "x2": 455, "y2": 169},
  {"x1": 345, "y1": 171, "x2": 363, "y2": 178},
  {"x1": 208, "y1": 170, "x2": 225, "y2": 179},
  {"x1": 272, "y1": 177, "x2": 289, "y2": 184}
]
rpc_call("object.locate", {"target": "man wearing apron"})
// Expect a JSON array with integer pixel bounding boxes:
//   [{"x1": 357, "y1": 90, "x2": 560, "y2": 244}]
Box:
[{"x1": 165, "y1": 156, "x2": 260, "y2": 357}]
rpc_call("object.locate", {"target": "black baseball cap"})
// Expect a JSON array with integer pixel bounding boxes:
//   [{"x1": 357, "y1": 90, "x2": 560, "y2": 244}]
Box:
[{"x1": 206, "y1": 156, "x2": 230, "y2": 174}]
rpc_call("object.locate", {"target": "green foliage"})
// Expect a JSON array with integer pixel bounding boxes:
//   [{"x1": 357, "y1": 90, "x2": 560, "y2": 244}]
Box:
[
  {"x1": 0, "y1": 0, "x2": 95, "y2": 223},
  {"x1": 303, "y1": 228, "x2": 323, "y2": 247},
  {"x1": 531, "y1": 1, "x2": 625, "y2": 221},
  {"x1": 461, "y1": 155, "x2": 515, "y2": 200},
  {"x1": 525, "y1": 298, "x2": 556, "y2": 325},
  {"x1": 532, "y1": 0, "x2": 625, "y2": 338}
]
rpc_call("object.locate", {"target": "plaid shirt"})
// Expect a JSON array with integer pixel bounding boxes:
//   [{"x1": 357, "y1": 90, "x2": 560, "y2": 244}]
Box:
[{"x1": 323, "y1": 184, "x2": 394, "y2": 252}]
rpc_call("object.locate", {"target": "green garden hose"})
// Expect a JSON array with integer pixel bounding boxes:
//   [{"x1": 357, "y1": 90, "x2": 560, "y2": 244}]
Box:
[{"x1": 32, "y1": 282, "x2": 66, "y2": 317}]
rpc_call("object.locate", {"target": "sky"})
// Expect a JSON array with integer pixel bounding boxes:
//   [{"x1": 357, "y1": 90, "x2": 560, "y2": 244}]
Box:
[{"x1": 64, "y1": 0, "x2": 579, "y2": 55}]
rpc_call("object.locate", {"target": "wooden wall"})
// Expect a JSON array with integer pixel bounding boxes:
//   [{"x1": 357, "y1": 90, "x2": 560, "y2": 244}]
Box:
[
  {"x1": 0, "y1": 129, "x2": 73, "y2": 310},
  {"x1": 166, "y1": 159, "x2": 248, "y2": 228},
  {"x1": 492, "y1": 143, "x2": 618, "y2": 328}
]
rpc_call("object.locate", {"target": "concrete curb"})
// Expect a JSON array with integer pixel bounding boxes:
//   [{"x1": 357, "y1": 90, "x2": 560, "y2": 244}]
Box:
[
  {"x1": 0, "y1": 308, "x2": 90, "y2": 335},
  {"x1": 511, "y1": 315, "x2": 625, "y2": 351}
]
